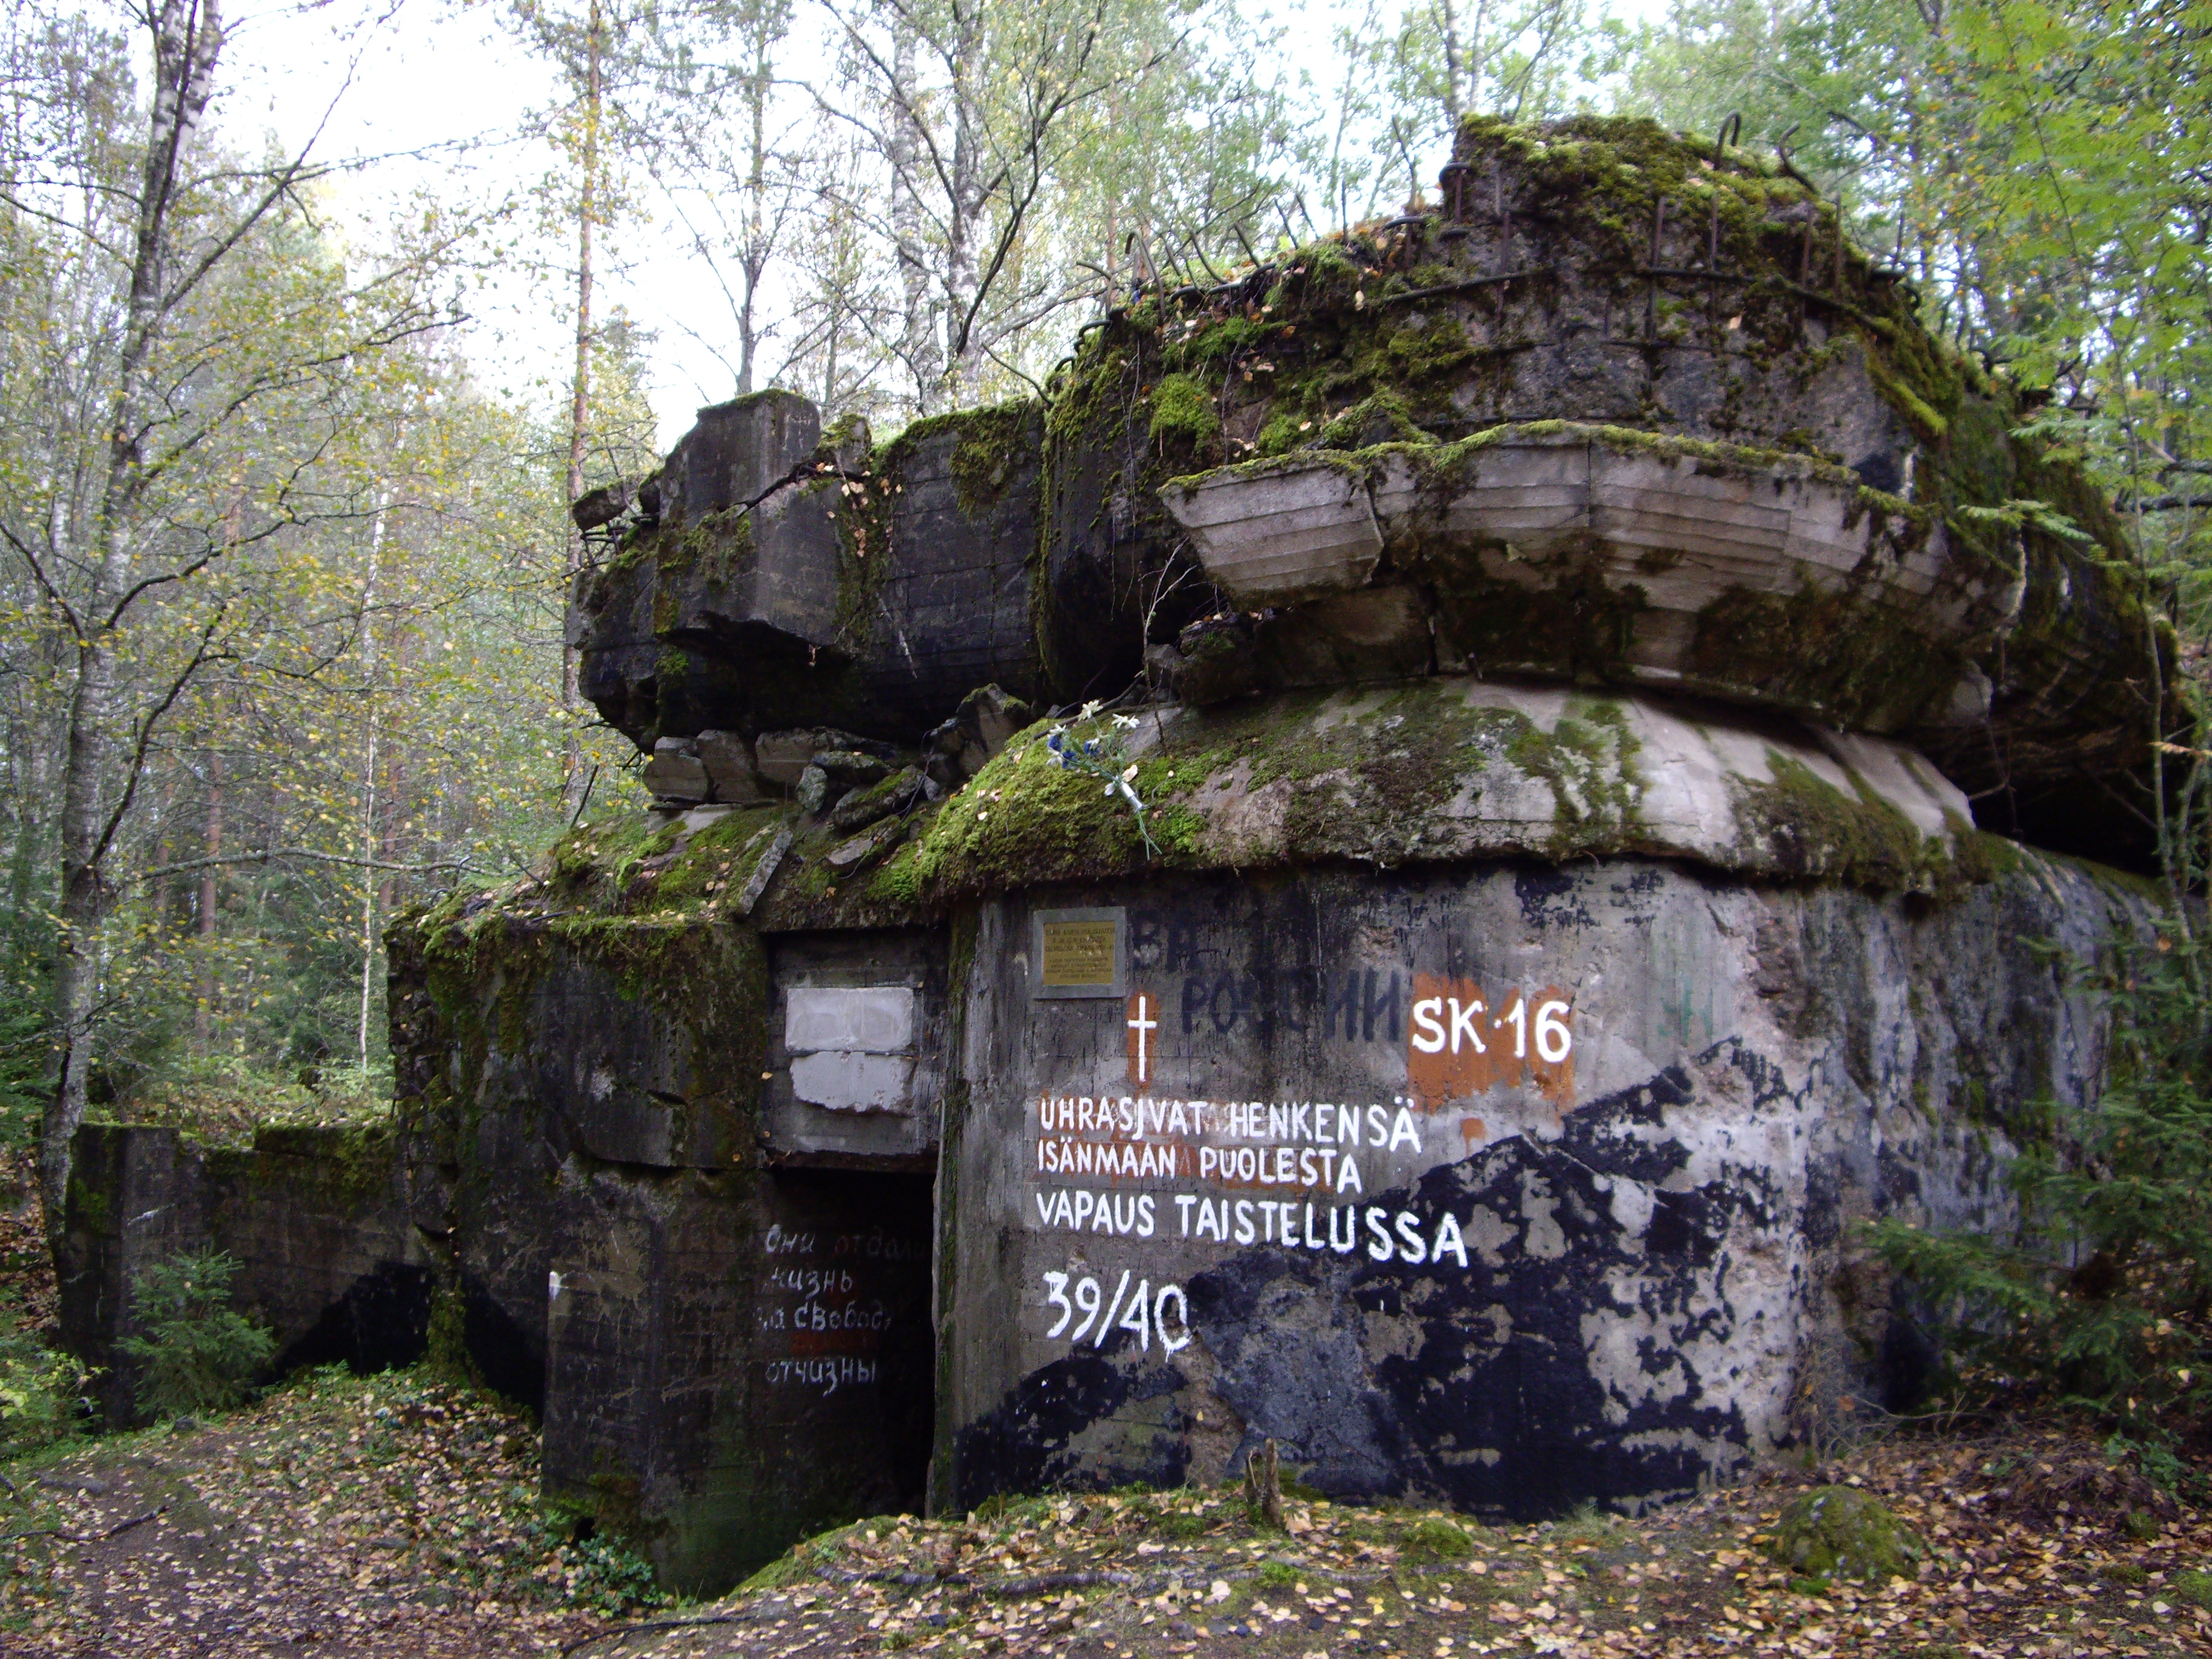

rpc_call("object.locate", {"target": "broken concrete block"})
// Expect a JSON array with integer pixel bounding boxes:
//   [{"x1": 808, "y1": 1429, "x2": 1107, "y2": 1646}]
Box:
[
  {"x1": 795, "y1": 765, "x2": 833, "y2": 816},
  {"x1": 668, "y1": 389, "x2": 820, "y2": 521},
  {"x1": 696, "y1": 729, "x2": 763, "y2": 803},
  {"x1": 1161, "y1": 460, "x2": 1383, "y2": 605},
  {"x1": 642, "y1": 737, "x2": 709, "y2": 803}
]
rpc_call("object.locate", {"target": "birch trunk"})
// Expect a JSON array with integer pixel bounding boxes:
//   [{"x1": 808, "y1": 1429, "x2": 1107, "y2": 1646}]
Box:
[
  {"x1": 941, "y1": 0, "x2": 985, "y2": 404},
  {"x1": 888, "y1": 9, "x2": 941, "y2": 412},
  {"x1": 561, "y1": 0, "x2": 603, "y2": 810},
  {"x1": 42, "y1": 0, "x2": 224, "y2": 1246}
]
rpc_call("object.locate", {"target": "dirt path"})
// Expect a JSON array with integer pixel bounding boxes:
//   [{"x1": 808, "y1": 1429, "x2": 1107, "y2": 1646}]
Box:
[
  {"x1": 0, "y1": 1368, "x2": 617, "y2": 1657},
  {"x1": 577, "y1": 1428, "x2": 2212, "y2": 1659},
  {"x1": 6, "y1": 1372, "x2": 2208, "y2": 1659}
]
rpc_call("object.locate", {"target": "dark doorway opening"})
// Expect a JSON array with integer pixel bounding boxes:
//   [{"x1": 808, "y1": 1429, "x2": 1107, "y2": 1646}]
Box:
[{"x1": 762, "y1": 1167, "x2": 936, "y2": 1523}]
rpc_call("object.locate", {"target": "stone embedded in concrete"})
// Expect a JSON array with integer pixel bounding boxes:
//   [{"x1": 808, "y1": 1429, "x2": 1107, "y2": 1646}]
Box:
[
  {"x1": 828, "y1": 768, "x2": 920, "y2": 834},
  {"x1": 785, "y1": 987, "x2": 917, "y2": 1056},
  {"x1": 791, "y1": 1051, "x2": 917, "y2": 1113},
  {"x1": 699, "y1": 729, "x2": 765, "y2": 803},
  {"x1": 816, "y1": 750, "x2": 892, "y2": 788},
  {"x1": 644, "y1": 737, "x2": 711, "y2": 803},
  {"x1": 755, "y1": 729, "x2": 887, "y2": 789},
  {"x1": 734, "y1": 829, "x2": 792, "y2": 917},
  {"x1": 796, "y1": 765, "x2": 833, "y2": 816}
]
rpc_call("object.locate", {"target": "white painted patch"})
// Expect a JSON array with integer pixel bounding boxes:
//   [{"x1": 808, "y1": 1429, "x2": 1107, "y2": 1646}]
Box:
[
  {"x1": 791, "y1": 1051, "x2": 916, "y2": 1113},
  {"x1": 785, "y1": 987, "x2": 915, "y2": 1054}
]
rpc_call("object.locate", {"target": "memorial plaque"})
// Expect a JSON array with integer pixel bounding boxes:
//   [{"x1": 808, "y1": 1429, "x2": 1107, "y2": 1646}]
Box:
[{"x1": 1033, "y1": 908, "x2": 1124, "y2": 999}]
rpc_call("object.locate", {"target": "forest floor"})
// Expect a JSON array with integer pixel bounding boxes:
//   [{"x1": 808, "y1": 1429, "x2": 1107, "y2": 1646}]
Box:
[
  {"x1": 577, "y1": 1427, "x2": 2212, "y2": 1659},
  {"x1": 2, "y1": 1155, "x2": 2208, "y2": 1658},
  {"x1": 0, "y1": 1364, "x2": 622, "y2": 1656},
  {"x1": 5, "y1": 1393, "x2": 2207, "y2": 1659}
]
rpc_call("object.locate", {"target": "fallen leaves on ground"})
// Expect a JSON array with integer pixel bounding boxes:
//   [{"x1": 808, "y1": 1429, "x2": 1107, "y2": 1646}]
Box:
[
  {"x1": 592, "y1": 1425, "x2": 2212, "y2": 1659},
  {"x1": 1, "y1": 1364, "x2": 628, "y2": 1655}
]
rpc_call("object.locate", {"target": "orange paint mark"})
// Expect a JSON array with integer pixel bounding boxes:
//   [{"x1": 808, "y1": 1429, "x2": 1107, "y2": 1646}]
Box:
[{"x1": 1406, "y1": 974, "x2": 1577, "y2": 1111}]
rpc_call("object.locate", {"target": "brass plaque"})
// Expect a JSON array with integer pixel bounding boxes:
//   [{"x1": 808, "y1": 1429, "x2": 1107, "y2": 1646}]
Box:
[
  {"x1": 1041, "y1": 921, "x2": 1118, "y2": 987},
  {"x1": 1033, "y1": 907, "x2": 1125, "y2": 998}
]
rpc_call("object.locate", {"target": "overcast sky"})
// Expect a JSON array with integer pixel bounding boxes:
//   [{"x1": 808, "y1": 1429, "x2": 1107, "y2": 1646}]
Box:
[{"x1": 210, "y1": 0, "x2": 1652, "y2": 451}]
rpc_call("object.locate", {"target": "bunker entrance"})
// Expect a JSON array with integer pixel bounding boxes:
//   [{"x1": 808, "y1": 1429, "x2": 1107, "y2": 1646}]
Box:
[{"x1": 761, "y1": 1167, "x2": 936, "y2": 1525}]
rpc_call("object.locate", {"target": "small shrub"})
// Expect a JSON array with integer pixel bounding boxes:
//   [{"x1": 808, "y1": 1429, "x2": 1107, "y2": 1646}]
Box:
[
  {"x1": 1869, "y1": 933, "x2": 2212, "y2": 1460},
  {"x1": 1257, "y1": 1560, "x2": 1301, "y2": 1588},
  {"x1": 2174, "y1": 1568, "x2": 2212, "y2": 1609},
  {"x1": 115, "y1": 1250, "x2": 276, "y2": 1418},
  {"x1": 552, "y1": 1530, "x2": 668, "y2": 1615},
  {"x1": 0, "y1": 1330, "x2": 92, "y2": 1455}
]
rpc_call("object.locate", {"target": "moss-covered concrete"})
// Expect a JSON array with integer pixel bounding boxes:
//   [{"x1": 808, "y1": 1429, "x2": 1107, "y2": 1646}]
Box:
[
  {"x1": 827, "y1": 679, "x2": 1982, "y2": 910},
  {"x1": 1033, "y1": 114, "x2": 2182, "y2": 865}
]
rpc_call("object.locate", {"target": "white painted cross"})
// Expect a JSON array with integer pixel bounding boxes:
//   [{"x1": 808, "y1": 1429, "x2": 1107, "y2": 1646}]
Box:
[{"x1": 1127, "y1": 992, "x2": 1157, "y2": 1084}]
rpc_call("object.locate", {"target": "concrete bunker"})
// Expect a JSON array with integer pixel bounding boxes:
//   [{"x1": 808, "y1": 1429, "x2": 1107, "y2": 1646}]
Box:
[{"x1": 60, "y1": 115, "x2": 2182, "y2": 1595}]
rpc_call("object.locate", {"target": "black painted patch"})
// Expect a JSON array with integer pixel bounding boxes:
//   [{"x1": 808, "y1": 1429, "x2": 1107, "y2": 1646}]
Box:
[
  {"x1": 958, "y1": 1058, "x2": 1783, "y2": 1519},
  {"x1": 953, "y1": 1352, "x2": 1188, "y2": 1505},
  {"x1": 464, "y1": 1272, "x2": 546, "y2": 1413},
  {"x1": 1514, "y1": 866, "x2": 1593, "y2": 931},
  {"x1": 271, "y1": 1259, "x2": 432, "y2": 1379}
]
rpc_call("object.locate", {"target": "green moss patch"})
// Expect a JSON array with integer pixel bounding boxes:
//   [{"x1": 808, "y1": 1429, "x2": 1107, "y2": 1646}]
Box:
[{"x1": 1765, "y1": 1486, "x2": 1922, "y2": 1582}]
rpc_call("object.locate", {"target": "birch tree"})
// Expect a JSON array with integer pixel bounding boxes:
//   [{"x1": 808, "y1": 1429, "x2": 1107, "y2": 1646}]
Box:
[{"x1": 0, "y1": 0, "x2": 464, "y2": 1238}]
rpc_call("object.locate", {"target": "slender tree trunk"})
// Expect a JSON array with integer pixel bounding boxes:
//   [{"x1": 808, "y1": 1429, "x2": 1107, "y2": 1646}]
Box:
[
  {"x1": 195, "y1": 749, "x2": 221, "y2": 1052},
  {"x1": 888, "y1": 8, "x2": 940, "y2": 412},
  {"x1": 737, "y1": 36, "x2": 771, "y2": 394},
  {"x1": 1439, "y1": 0, "x2": 1463, "y2": 120},
  {"x1": 42, "y1": 0, "x2": 224, "y2": 1247},
  {"x1": 356, "y1": 491, "x2": 388, "y2": 1073},
  {"x1": 561, "y1": 0, "x2": 603, "y2": 806},
  {"x1": 942, "y1": 1, "x2": 985, "y2": 403}
]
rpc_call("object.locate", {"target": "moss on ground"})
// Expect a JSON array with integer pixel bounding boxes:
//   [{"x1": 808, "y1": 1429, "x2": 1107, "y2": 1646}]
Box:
[{"x1": 1765, "y1": 1486, "x2": 1922, "y2": 1583}]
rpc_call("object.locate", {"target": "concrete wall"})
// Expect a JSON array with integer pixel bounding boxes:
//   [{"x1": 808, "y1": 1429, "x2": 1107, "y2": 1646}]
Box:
[
  {"x1": 58, "y1": 1122, "x2": 429, "y2": 1427},
  {"x1": 389, "y1": 907, "x2": 942, "y2": 1595},
  {"x1": 940, "y1": 852, "x2": 2143, "y2": 1519}
]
